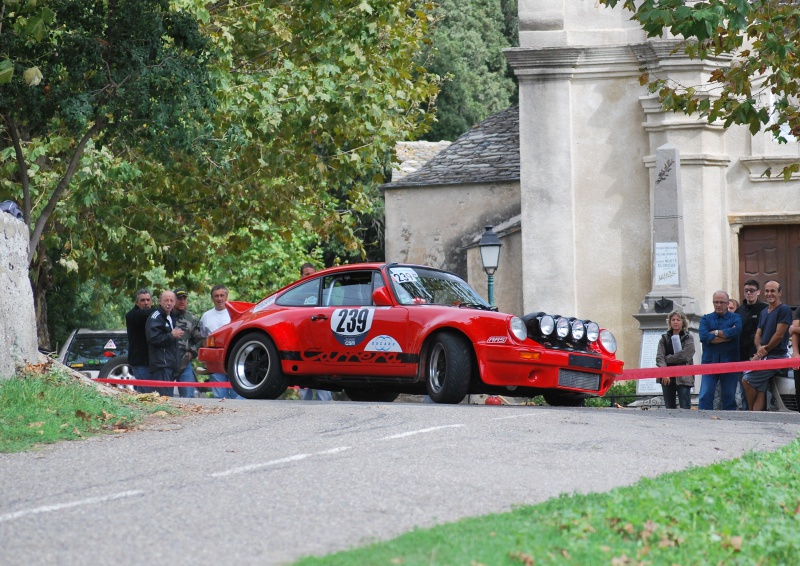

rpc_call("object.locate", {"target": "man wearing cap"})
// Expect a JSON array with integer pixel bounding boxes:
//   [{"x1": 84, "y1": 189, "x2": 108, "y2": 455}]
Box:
[{"x1": 172, "y1": 287, "x2": 203, "y2": 398}]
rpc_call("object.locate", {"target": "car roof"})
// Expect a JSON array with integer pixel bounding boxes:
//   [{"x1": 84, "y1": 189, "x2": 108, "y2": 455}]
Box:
[{"x1": 71, "y1": 329, "x2": 127, "y2": 336}]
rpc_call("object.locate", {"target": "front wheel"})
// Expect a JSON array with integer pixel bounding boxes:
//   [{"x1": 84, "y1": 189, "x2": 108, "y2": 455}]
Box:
[
  {"x1": 227, "y1": 332, "x2": 287, "y2": 399},
  {"x1": 425, "y1": 332, "x2": 472, "y2": 404},
  {"x1": 344, "y1": 388, "x2": 399, "y2": 403},
  {"x1": 97, "y1": 356, "x2": 136, "y2": 391}
]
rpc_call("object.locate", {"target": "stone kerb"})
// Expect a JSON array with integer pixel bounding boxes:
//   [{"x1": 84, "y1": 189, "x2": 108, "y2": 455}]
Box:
[{"x1": 0, "y1": 212, "x2": 38, "y2": 379}]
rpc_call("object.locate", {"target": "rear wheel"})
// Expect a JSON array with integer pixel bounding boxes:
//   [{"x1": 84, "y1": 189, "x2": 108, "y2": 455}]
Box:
[
  {"x1": 425, "y1": 332, "x2": 471, "y2": 404},
  {"x1": 97, "y1": 356, "x2": 136, "y2": 391},
  {"x1": 227, "y1": 333, "x2": 287, "y2": 399},
  {"x1": 344, "y1": 388, "x2": 399, "y2": 403}
]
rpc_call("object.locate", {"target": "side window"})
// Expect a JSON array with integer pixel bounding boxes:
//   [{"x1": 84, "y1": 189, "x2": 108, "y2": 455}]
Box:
[
  {"x1": 276, "y1": 279, "x2": 320, "y2": 307},
  {"x1": 322, "y1": 271, "x2": 374, "y2": 306}
]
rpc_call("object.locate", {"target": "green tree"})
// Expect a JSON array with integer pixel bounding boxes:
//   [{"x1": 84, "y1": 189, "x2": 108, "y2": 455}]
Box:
[
  {"x1": 1, "y1": 0, "x2": 216, "y2": 347},
  {"x1": 421, "y1": 0, "x2": 517, "y2": 141},
  {"x1": 600, "y1": 0, "x2": 800, "y2": 179},
  {"x1": 3, "y1": 1, "x2": 440, "y2": 345}
]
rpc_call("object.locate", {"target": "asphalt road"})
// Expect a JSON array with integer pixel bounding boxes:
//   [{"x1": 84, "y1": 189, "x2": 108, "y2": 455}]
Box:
[{"x1": 2, "y1": 399, "x2": 799, "y2": 565}]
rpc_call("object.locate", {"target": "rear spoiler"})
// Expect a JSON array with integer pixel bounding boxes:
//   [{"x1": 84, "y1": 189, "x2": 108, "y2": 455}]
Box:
[{"x1": 226, "y1": 300, "x2": 255, "y2": 323}]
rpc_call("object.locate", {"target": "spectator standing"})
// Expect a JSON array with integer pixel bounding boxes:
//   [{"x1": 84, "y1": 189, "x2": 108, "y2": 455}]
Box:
[
  {"x1": 790, "y1": 306, "x2": 800, "y2": 412},
  {"x1": 298, "y1": 263, "x2": 332, "y2": 402},
  {"x1": 735, "y1": 280, "x2": 767, "y2": 409},
  {"x1": 172, "y1": 287, "x2": 203, "y2": 398},
  {"x1": 199, "y1": 285, "x2": 242, "y2": 399},
  {"x1": 727, "y1": 298, "x2": 739, "y2": 313},
  {"x1": 125, "y1": 289, "x2": 155, "y2": 393},
  {"x1": 698, "y1": 291, "x2": 742, "y2": 410},
  {"x1": 145, "y1": 290, "x2": 184, "y2": 397},
  {"x1": 742, "y1": 281, "x2": 792, "y2": 411},
  {"x1": 655, "y1": 310, "x2": 695, "y2": 409}
]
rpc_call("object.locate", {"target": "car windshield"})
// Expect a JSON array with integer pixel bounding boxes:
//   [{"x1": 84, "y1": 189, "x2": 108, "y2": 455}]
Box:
[
  {"x1": 388, "y1": 266, "x2": 490, "y2": 307},
  {"x1": 64, "y1": 335, "x2": 129, "y2": 370}
]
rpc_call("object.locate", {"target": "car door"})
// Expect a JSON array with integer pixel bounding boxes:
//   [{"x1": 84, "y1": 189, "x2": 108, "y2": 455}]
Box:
[{"x1": 308, "y1": 270, "x2": 413, "y2": 376}]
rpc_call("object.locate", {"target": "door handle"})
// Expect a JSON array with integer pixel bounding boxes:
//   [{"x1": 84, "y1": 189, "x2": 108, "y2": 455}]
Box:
[{"x1": 311, "y1": 314, "x2": 328, "y2": 321}]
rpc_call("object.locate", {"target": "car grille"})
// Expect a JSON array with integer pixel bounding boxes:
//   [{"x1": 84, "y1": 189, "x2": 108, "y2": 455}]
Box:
[
  {"x1": 781, "y1": 395, "x2": 798, "y2": 412},
  {"x1": 558, "y1": 369, "x2": 600, "y2": 391}
]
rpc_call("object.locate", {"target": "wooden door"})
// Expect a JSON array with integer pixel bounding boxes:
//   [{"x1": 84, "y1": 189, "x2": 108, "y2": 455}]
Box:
[{"x1": 739, "y1": 225, "x2": 800, "y2": 306}]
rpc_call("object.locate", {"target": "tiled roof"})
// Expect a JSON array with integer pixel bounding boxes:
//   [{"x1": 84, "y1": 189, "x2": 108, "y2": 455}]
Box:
[
  {"x1": 385, "y1": 105, "x2": 520, "y2": 187},
  {"x1": 391, "y1": 141, "x2": 452, "y2": 181}
]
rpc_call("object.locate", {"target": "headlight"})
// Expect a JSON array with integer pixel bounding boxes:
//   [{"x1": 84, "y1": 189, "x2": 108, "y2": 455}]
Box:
[
  {"x1": 585, "y1": 322, "x2": 600, "y2": 342},
  {"x1": 509, "y1": 317, "x2": 527, "y2": 341},
  {"x1": 539, "y1": 315, "x2": 555, "y2": 336},
  {"x1": 571, "y1": 319, "x2": 585, "y2": 341},
  {"x1": 599, "y1": 329, "x2": 617, "y2": 354},
  {"x1": 556, "y1": 317, "x2": 570, "y2": 339}
]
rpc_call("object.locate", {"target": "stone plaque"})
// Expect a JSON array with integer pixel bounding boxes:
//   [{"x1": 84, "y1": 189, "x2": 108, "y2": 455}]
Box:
[
  {"x1": 636, "y1": 329, "x2": 662, "y2": 394},
  {"x1": 654, "y1": 242, "x2": 679, "y2": 286}
]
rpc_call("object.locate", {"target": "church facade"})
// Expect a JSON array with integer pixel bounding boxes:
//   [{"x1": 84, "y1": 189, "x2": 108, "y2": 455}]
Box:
[{"x1": 384, "y1": 1, "x2": 800, "y2": 368}]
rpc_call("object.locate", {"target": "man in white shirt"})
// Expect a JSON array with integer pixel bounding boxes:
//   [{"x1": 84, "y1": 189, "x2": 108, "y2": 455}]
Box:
[{"x1": 199, "y1": 284, "x2": 242, "y2": 399}]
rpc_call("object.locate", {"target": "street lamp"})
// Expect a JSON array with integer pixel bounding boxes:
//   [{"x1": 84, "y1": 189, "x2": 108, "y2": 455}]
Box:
[{"x1": 478, "y1": 225, "x2": 502, "y2": 306}]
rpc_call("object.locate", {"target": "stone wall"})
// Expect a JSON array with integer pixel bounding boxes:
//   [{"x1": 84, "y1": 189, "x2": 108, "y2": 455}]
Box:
[{"x1": 0, "y1": 212, "x2": 38, "y2": 378}]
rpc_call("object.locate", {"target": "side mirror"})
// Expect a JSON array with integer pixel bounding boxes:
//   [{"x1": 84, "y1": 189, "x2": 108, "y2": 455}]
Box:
[{"x1": 372, "y1": 286, "x2": 393, "y2": 307}]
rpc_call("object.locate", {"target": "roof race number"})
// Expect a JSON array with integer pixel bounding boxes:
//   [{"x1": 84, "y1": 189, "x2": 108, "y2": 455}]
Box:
[{"x1": 330, "y1": 308, "x2": 375, "y2": 347}]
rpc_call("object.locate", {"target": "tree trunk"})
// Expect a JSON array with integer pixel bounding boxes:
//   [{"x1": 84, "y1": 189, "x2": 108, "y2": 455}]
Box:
[{"x1": 30, "y1": 243, "x2": 52, "y2": 351}]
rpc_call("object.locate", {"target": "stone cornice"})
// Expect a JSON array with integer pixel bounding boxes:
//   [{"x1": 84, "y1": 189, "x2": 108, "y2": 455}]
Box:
[
  {"x1": 739, "y1": 156, "x2": 800, "y2": 182},
  {"x1": 643, "y1": 154, "x2": 730, "y2": 168},
  {"x1": 631, "y1": 40, "x2": 734, "y2": 66},
  {"x1": 505, "y1": 40, "x2": 735, "y2": 81},
  {"x1": 729, "y1": 212, "x2": 800, "y2": 231},
  {"x1": 504, "y1": 45, "x2": 642, "y2": 80}
]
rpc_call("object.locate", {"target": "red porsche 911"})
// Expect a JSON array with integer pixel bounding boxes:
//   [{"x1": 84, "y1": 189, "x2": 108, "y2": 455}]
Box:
[{"x1": 198, "y1": 263, "x2": 624, "y2": 404}]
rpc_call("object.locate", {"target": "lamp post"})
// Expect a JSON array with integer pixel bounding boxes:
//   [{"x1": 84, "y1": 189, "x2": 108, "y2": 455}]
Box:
[{"x1": 478, "y1": 225, "x2": 502, "y2": 307}]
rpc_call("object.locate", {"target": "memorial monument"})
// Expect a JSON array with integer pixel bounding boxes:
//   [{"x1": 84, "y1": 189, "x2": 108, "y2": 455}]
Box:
[{"x1": 633, "y1": 143, "x2": 701, "y2": 394}]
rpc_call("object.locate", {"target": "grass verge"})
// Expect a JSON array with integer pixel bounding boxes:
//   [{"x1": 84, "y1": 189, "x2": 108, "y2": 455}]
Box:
[
  {"x1": 0, "y1": 362, "x2": 180, "y2": 453},
  {"x1": 295, "y1": 438, "x2": 800, "y2": 565}
]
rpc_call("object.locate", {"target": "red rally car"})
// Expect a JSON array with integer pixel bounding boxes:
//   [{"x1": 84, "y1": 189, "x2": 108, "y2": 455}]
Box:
[{"x1": 198, "y1": 263, "x2": 624, "y2": 404}]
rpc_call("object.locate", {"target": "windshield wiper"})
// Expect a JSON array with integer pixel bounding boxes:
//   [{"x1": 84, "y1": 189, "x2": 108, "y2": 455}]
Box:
[{"x1": 456, "y1": 302, "x2": 497, "y2": 311}]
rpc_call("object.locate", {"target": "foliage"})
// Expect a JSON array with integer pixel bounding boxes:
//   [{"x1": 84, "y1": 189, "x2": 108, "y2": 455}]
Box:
[
  {"x1": 295, "y1": 437, "x2": 800, "y2": 565},
  {"x1": 0, "y1": 0, "x2": 216, "y2": 255},
  {"x1": 584, "y1": 379, "x2": 637, "y2": 407},
  {"x1": 420, "y1": 0, "x2": 517, "y2": 141},
  {"x1": 0, "y1": 362, "x2": 177, "y2": 453},
  {"x1": 599, "y1": 0, "x2": 800, "y2": 179},
  {"x1": 3, "y1": 1, "x2": 439, "y2": 345}
]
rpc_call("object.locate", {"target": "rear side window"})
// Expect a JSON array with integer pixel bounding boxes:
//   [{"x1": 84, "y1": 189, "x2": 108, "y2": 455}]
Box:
[
  {"x1": 64, "y1": 335, "x2": 129, "y2": 370},
  {"x1": 277, "y1": 279, "x2": 321, "y2": 307}
]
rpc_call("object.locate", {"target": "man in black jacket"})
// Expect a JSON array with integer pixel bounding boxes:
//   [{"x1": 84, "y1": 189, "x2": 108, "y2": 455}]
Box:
[
  {"x1": 735, "y1": 279, "x2": 767, "y2": 409},
  {"x1": 145, "y1": 290, "x2": 184, "y2": 397},
  {"x1": 125, "y1": 289, "x2": 154, "y2": 393}
]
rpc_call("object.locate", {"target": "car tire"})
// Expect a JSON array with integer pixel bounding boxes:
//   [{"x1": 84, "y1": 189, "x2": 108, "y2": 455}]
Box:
[
  {"x1": 344, "y1": 388, "x2": 399, "y2": 403},
  {"x1": 227, "y1": 332, "x2": 287, "y2": 399},
  {"x1": 425, "y1": 332, "x2": 471, "y2": 404},
  {"x1": 543, "y1": 392, "x2": 586, "y2": 407},
  {"x1": 97, "y1": 355, "x2": 136, "y2": 391}
]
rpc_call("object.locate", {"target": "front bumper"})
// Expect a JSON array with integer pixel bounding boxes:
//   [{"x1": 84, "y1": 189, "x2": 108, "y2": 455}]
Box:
[
  {"x1": 474, "y1": 341, "x2": 623, "y2": 396},
  {"x1": 769, "y1": 372, "x2": 798, "y2": 412}
]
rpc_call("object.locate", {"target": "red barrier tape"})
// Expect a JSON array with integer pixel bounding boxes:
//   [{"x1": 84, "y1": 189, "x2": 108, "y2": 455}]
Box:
[
  {"x1": 96, "y1": 360, "x2": 799, "y2": 386},
  {"x1": 620, "y1": 357, "x2": 798, "y2": 381},
  {"x1": 96, "y1": 378, "x2": 231, "y2": 388}
]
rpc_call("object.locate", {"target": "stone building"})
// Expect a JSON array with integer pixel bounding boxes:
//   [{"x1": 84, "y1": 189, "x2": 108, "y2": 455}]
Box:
[
  {"x1": 383, "y1": 106, "x2": 522, "y2": 316},
  {"x1": 384, "y1": 1, "x2": 800, "y2": 368}
]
